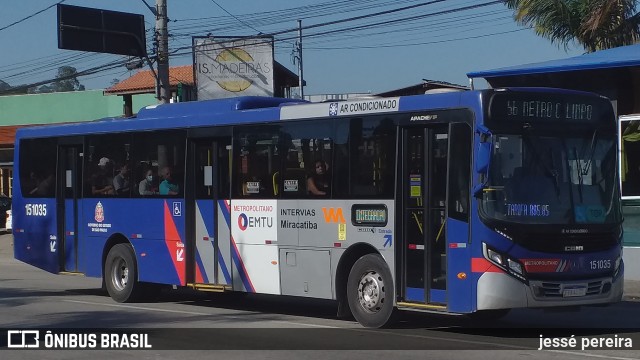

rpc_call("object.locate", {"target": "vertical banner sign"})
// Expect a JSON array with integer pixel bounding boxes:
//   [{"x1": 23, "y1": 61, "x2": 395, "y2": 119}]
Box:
[{"x1": 193, "y1": 36, "x2": 274, "y2": 100}]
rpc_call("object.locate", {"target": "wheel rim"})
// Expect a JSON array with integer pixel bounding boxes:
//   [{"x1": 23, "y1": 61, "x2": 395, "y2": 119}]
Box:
[
  {"x1": 111, "y1": 257, "x2": 129, "y2": 291},
  {"x1": 357, "y1": 270, "x2": 385, "y2": 313}
]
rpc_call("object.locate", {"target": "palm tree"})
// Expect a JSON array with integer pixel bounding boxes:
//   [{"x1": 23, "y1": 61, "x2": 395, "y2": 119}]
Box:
[{"x1": 504, "y1": 0, "x2": 640, "y2": 52}]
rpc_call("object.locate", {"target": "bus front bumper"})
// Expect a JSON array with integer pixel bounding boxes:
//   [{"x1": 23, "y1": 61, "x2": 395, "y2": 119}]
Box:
[{"x1": 476, "y1": 270, "x2": 624, "y2": 310}]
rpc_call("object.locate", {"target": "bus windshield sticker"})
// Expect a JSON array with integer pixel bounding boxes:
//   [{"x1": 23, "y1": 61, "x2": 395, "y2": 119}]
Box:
[
  {"x1": 351, "y1": 204, "x2": 388, "y2": 226},
  {"x1": 246, "y1": 181, "x2": 260, "y2": 194},
  {"x1": 338, "y1": 223, "x2": 346, "y2": 241},
  {"x1": 284, "y1": 180, "x2": 298, "y2": 192},
  {"x1": 409, "y1": 175, "x2": 421, "y2": 198}
]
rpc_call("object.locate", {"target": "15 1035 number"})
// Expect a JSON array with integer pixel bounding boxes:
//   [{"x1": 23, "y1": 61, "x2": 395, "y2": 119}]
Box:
[
  {"x1": 590, "y1": 259, "x2": 611, "y2": 270},
  {"x1": 25, "y1": 204, "x2": 47, "y2": 216}
]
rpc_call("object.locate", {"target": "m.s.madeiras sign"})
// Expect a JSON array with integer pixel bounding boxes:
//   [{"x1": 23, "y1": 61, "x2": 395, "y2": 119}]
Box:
[{"x1": 193, "y1": 36, "x2": 274, "y2": 100}]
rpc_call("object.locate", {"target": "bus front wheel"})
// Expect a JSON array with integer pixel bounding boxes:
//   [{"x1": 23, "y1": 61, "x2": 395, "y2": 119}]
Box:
[
  {"x1": 104, "y1": 243, "x2": 143, "y2": 303},
  {"x1": 347, "y1": 254, "x2": 395, "y2": 328}
]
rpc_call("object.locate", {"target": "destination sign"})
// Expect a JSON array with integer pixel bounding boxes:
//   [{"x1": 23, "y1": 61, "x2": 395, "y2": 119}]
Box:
[
  {"x1": 351, "y1": 204, "x2": 388, "y2": 226},
  {"x1": 488, "y1": 92, "x2": 612, "y2": 125}
]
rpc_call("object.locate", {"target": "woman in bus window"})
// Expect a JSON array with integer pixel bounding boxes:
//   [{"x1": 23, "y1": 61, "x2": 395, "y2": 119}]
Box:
[{"x1": 307, "y1": 160, "x2": 330, "y2": 196}]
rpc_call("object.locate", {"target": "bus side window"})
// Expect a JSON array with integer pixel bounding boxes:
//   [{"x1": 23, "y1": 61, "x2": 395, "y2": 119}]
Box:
[
  {"x1": 84, "y1": 134, "x2": 132, "y2": 198},
  {"x1": 347, "y1": 117, "x2": 396, "y2": 198},
  {"x1": 132, "y1": 130, "x2": 185, "y2": 198},
  {"x1": 280, "y1": 120, "x2": 334, "y2": 198},
  {"x1": 20, "y1": 138, "x2": 57, "y2": 198},
  {"x1": 234, "y1": 127, "x2": 279, "y2": 199}
]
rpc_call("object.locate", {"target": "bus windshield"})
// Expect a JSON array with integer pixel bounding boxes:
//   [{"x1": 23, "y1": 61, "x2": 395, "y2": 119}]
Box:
[{"x1": 479, "y1": 129, "x2": 621, "y2": 225}]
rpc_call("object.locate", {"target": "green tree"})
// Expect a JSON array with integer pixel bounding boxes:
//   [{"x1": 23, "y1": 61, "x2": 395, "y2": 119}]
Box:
[
  {"x1": 36, "y1": 84, "x2": 54, "y2": 93},
  {"x1": 504, "y1": 0, "x2": 640, "y2": 52},
  {"x1": 53, "y1": 66, "x2": 85, "y2": 92}
]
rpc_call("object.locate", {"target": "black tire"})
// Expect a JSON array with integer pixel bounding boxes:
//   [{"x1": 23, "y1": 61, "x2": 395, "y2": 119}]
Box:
[
  {"x1": 467, "y1": 309, "x2": 511, "y2": 321},
  {"x1": 104, "y1": 243, "x2": 144, "y2": 303},
  {"x1": 347, "y1": 253, "x2": 395, "y2": 328}
]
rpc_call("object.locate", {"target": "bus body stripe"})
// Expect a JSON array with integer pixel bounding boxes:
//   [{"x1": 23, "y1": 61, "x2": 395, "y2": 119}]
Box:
[
  {"x1": 194, "y1": 248, "x2": 207, "y2": 283},
  {"x1": 471, "y1": 258, "x2": 503, "y2": 273},
  {"x1": 216, "y1": 246, "x2": 232, "y2": 284},
  {"x1": 222, "y1": 200, "x2": 255, "y2": 292},
  {"x1": 163, "y1": 201, "x2": 186, "y2": 285}
]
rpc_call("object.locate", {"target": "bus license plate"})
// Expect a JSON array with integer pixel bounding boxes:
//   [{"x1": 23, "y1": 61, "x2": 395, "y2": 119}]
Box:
[{"x1": 563, "y1": 287, "x2": 587, "y2": 297}]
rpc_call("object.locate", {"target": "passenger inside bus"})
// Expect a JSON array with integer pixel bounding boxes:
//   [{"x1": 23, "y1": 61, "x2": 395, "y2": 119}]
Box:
[
  {"x1": 307, "y1": 159, "x2": 330, "y2": 196},
  {"x1": 159, "y1": 166, "x2": 179, "y2": 195},
  {"x1": 29, "y1": 172, "x2": 54, "y2": 197},
  {"x1": 91, "y1": 157, "x2": 115, "y2": 196},
  {"x1": 113, "y1": 163, "x2": 130, "y2": 196},
  {"x1": 139, "y1": 169, "x2": 157, "y2": 195}
]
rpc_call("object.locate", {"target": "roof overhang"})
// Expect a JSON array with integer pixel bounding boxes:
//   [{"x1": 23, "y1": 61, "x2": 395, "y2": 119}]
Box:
[{"x1": 467, "y1": 43, "x2": 640, "y2": 82}]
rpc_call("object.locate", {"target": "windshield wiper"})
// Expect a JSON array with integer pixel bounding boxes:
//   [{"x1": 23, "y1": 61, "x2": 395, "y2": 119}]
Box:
[
  {"x1": 573, "y1": 147, "x2": 584, "y2": 203},
  {"x1": 581, "y1": 127, "x2": 599, "y2": 179}
]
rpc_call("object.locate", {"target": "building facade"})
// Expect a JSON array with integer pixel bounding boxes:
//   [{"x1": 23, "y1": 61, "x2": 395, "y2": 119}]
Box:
[{"x1": 0, "y1": 90, "x2": 157, "y2": 197}]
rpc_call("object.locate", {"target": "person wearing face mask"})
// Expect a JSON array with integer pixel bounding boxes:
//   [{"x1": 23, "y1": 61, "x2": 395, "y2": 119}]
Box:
[{"x1": 139, "y1": 169, "x2": 157, "y2": 195}]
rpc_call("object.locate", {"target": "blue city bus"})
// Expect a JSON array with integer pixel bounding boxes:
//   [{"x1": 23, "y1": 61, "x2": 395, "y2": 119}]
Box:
[{"x1": 13, "y1": 88, "x2": 623, "y2": 328}]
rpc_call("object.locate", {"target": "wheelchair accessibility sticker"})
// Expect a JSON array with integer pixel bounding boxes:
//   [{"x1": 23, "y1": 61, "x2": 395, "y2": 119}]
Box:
[{"x1": 173, "y1": 202, "x2": 182, "y2": 217}]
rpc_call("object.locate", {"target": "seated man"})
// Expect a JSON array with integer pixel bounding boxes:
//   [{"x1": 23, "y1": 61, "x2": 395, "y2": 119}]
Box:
[
  {"x1": 91, "y1": 157, "x2": 114, "y2": 196},
  {"x1": 113, "y1": 163, "x2": 130, "y2": 195}
]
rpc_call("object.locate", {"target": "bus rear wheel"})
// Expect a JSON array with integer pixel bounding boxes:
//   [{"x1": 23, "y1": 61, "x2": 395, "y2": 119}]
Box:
[
  {"x1": 104, "y1": 243, "x2": 144, "y2": 303},
  {"x1": 347, "y1": 254, "x2": 395, "y2": 328}
]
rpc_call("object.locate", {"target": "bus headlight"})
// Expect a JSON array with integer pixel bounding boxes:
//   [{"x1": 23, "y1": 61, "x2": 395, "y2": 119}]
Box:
[
  {"x1": 483, "y1": 243, "x2": 527, "y2": 283},
  {"x1": 507, "y1": 258, "x2": 523, "y2": 275},
  {"x1": 487, "y1": 248, "x2": 503, "y2": 265},
  {"x1": 614, "y1": 255, "x2": 622, "y2": 278}
]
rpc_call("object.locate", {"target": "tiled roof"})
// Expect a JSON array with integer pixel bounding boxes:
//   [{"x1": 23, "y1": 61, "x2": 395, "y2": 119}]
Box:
[{"x1": 105, "y1": 65, "x2": 194, "y2": 95}]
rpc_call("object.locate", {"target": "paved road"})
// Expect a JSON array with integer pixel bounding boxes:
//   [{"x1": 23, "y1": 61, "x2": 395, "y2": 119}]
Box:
[{"x1": 1, "y1": 233, "x2": 639, "y2": 359}]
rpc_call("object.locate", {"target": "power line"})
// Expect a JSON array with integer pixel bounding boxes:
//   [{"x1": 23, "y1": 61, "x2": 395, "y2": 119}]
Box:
[
  {"x1": 167, "y1": 0, "x2": 473, "y2": 56},
  {"x1": 306, "y1": 27, "x2": 530, "y2": 50},
  {"x1": 277, "y1": 1, "x2": 505, "y2": 43},
  {"x1": 169, "y1": 0, "x2": 504, "y2": 57},
  {"x1": 0, "y1": 0, "x2": 65, "y2": 32},
  {"x1": 0, "y1": 58, "x2": 130, "y2": 95},
  {"x1": 208, "y1": 0, "x2": 263, "y2": 35},
  {"x1": 1, "y1": 0, "x2": 516, "y2": 92}
]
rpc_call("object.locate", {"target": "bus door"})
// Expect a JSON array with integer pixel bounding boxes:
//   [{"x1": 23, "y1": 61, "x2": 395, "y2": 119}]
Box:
[
  {"x1": 57, "y1": 144, "x2": 83, "y2": 273},
  {"x1": 186, "y1": 138, "x2": 232, "y2": 287},
  {"x1": 401, "y1": 125, "x2": 449, "y2": 305}
]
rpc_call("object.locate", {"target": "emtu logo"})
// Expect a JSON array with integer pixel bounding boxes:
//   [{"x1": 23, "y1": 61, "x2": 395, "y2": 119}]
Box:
[
  {"x1": 238, "y1": 213, "x2": 249, "y2": 231},
  {"x1": 322, "y1": 208, "x2": 346, "y2": 223},
  {"x1": 237, "y1": 213, "x2": 273, "y2": 231}
]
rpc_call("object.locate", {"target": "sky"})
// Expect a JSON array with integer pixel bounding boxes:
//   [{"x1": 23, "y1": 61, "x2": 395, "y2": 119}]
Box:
[{"x1": 0, "y1": 0, "x2": 585, "y2": 96}]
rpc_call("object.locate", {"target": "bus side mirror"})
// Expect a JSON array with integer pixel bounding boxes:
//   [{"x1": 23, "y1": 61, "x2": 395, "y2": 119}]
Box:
[{"x1": 475, "y1": 141, "x2": 491, "y2": 174}]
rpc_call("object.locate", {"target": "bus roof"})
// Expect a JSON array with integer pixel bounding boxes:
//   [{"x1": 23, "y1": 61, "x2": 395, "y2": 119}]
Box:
[
  {"x1": 16, "y1": 88, "x2": 601, "y2": 140},
  {"x1": 16, "y1": 96, "x2": 306, "y2": 140}
]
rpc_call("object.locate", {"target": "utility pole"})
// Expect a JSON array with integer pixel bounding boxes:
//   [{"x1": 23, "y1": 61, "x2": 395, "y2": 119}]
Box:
[
  {"x1": 156, "y1": 0, "x2": 170, "y2": 103},
  {"x1": 297, "y1": 20, "x2": 304, "y2": 100}
]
